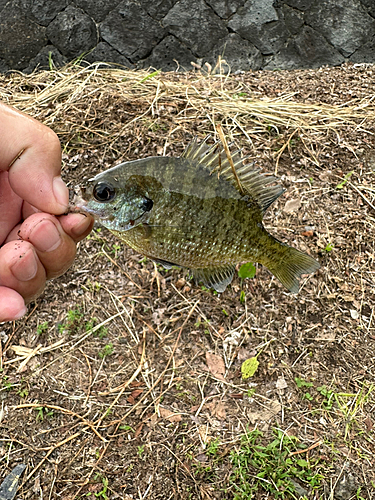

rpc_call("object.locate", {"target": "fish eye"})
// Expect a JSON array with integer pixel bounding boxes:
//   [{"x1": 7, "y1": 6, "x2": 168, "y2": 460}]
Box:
[
  {"x1": 140, "y1": 197, "x2": 153, "y2": 212},
  {"x1": 93, "y1": 182, "x2": 116, "y2": 202}
]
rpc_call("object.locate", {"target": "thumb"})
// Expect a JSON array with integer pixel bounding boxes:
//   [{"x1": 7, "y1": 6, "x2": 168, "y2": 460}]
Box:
[{"x1": 0, "y1": 102, "x2": 68, "y2": 214}]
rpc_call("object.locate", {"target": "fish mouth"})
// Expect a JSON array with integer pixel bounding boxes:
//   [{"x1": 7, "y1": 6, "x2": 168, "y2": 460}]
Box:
[{"x1": 68, "y1": 188, "x2": 111, "y2": 220}]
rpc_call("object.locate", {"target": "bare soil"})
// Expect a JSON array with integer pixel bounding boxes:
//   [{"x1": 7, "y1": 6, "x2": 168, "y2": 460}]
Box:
[{"x1": 1, "y1": 63, "x2": 375, "y2": 500}]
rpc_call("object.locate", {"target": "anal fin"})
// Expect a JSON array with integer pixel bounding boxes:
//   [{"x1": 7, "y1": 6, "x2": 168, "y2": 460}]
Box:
[{"x1": 192, "y1": 264, "x2": 236, "y2": 293}]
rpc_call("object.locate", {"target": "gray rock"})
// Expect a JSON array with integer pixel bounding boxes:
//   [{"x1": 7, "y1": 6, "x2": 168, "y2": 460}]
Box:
[
  {"x1": 334, "y1": 473, "x2": 357, "y2": 500},
  {"x1": 24, "y1": 45, "x2": 67, "y2": 73},
  {"x1": 0, "y1": 59, "x2": 9, "y2": 72},
  {"x1": 163, "y1": 0, "x2": 228, "y2": 57},
  {"x1": 350, "y1": 35, "x2": 375, "y2": 63},
  {"x1": 142, "y1": 35, "x2": 196, "y2": 71},
  {"x1": 282, "y1": 0, "x2": 311, "y2": 11},
  {"x1": 100, "y1": 0, "x2": 166, "y2": 61},
  {"x1": 210, "y1": 33, "x2": 263, "y2": 71},
  {"x1": 305, "y1": 0, "x2": 375, "y2": 57},
  {"x1": 289, "y1": 479, "x2": 309, "y2": 498},
  {"x1": 47, "y1": 5, "x2": 98, "y2": 60},
  {"x1": 0, "y1": 3, "x2": 47, "y2": 69},
  {"x1": 360, "y1": 0, "x2": 375, "y2": 17},
  {"x1": 17, "y1": 0, "x2": 68, "y2": 26},
  {"x1": 74, "y1": 0, "x2": 121, "y2": 23},
  {"x1": 265, "y1": 25, "x2": 345, "y2": 70},
  {"x1": 0, "y1": 0, "x2": 9, "y2": 11},
  {"x1": 138, "y1": 0, "x2": 178, "y2": 21},
  {"x1": 282, "y1": 4, "x2": 304, "y2": 35},
  {"x1": 228, "y1": 0, "x2": 287, "y2": 54},
  {"x1": 84, "y1": 41, "x2": 133, "y2": 67},
  {"x1": 205, "y1": 0, "x2": 246, "y2": 19}
]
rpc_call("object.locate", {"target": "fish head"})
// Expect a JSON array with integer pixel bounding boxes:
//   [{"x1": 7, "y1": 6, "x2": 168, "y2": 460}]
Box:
[{"x1": 73, "y1": 170, "x2": 155, "y2": 232}]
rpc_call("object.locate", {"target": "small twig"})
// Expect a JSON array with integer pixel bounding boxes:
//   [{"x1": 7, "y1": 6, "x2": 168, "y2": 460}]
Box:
[
  {"x1": 96, "y1": 327, "x2": 146, "y2": 398},
  {"x1": 274, "y1": 128, "x2": 298, "y2": 175},
  {"x1": 79, "y1": 348, "x2": 93, "y2": 406},
  {"x1": 23, "y1": 428, "x2": 88, "y2": 484},
  {"x1": 15, "y1": 403, "x2": 107, "y2": 442},
  {"x1": 216, "y1": 123, "x2": 245, "y2": 195},
  {"x1": 101, "y1": 248, "x2": 144, "y2": 291},
  {"x1": 289, "y1": 440, "x2": 322, "y2": 456},
  {"x1": 8, "y1": 148, "x2": 25, "y2": 168},
  {"x1": 348, "y1": 181, "x2": 375, "y2": 212}
]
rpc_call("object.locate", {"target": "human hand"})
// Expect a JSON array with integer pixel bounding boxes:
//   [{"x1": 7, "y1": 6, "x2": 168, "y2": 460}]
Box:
[{"x1": 0, "y1": 103, "x2": 94, "y2": 322}]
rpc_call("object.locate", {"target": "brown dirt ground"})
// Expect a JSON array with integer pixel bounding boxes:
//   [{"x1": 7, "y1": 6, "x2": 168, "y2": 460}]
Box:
[{"x1": 1, "y1": 63, "x2": 375, "y2": 500}]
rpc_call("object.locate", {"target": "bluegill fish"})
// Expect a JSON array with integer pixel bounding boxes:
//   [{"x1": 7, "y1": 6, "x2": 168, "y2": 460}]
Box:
[{"x1": 73, "y1": 137, "x2": 319, "y2": 293}]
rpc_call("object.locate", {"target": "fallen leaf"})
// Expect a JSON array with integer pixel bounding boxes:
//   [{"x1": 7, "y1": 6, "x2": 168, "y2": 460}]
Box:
[
  {"x1": 283, "y1": 198, "x2": 301, "y2": 213},
  {"x1": 248, "y1": 400, "x2": 282, "y2": 423},
  {"x1": 276, "y1": 376, "x2": 288, "y2": 390},
  {"x1": 207, "y1": 400, "x2": 226, "y2": 420},
  {"x1": 198, "y1": 425, "x2": 212, "y2": 444},
  {"x1": 364, "y1": 416, "x2": 373, "y2": 432},
  {"x1": 206, "y1": 352, "x2": 225, "y2": 380},
  {"x1": 134, "y1": 423, "x2": 143, "y2": 438},
  {"x1": 241, "y1": 357, "x2": 259, "y2": 379},
  {"x1": 152, "y1": 308, "x2": 166, "y2": 325},
  {"x1": 129, "y1": 381, "x2": 143, "y2": 388},
  {"x1": 175, "y1": 278, "x2": 186, "y2": 288},
  {"x1": 159, "y1": 407, "x2": 182, "y2": 422},
  {"x1": 130, "y1": 389, "x2": 143, "y2": 399},
  {"x1": 350, "y1": 309, "x2": 359, "y2": 320}
]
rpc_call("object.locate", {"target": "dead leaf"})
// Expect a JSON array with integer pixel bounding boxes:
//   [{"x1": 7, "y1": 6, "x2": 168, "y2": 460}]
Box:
[
  {"x1": 159, "y1": 407, "x2": 182, "y2": 422},
  {"x1": 364, "y1": 416, "x2": 373, "y2": 432},
  {"x1": 301, "y1": 230, "x2": 314, "y2": 237},
  {"x1": 134, "y1": 423, "x2": 143, "y2": 438},
  {"x1": 130, "y1": 389, "x2": 143, "y2": 399},
  {"x1": 248, "y1": 401, "x2": 282, "y2": 424},
  {"x1": 207, "y1": 399, "x2": 227, "y2": 420},
  {"x1": 283, "y1": 198, "x2": 301, "y2": 213},
  {"x1": 175, "y1": 278, "x2": 186, "y2": 288},
  {"x1": 152, "y1": 308, "x2": 166, "y2": 325},
  {"x1": 129, "y1": 381, "x2": 143, "y2": 388},
  {"x1": 206, "y1": 352, "x2": 225, "y2": 380},
  {"x1": 198, "y1": 425, "x2": 212, "y2": 444},
  {"x1": 276, "y1": 376, "x2": 288, "y2": 390}
]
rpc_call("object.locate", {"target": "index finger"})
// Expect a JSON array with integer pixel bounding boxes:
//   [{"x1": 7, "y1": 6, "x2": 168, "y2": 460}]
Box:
[{"x1": 0, "y1": 102, "x2": 69, "y2": 214}]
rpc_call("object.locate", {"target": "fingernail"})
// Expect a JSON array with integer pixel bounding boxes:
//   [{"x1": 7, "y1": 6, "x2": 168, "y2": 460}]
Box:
[
  {"x1": 11, "y1": 248, "x2": 38, "y2": 282},
  {"x1": 13, "y1": 305, "x2": 28, "y2": 320},
  {"x1": 30, "y1": 219, "x2": 61, "y2": 253},
  {"x1": 70, "y1": 214, "x2": 93, "y2": 238},
  {"x1": 53, "y1": 176, "x2": 69, "y2": 209}
]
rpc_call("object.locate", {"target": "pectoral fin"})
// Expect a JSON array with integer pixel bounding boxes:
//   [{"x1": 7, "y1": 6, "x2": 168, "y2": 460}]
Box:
[
  {"x1": 153, "y1": 258, "x2": 180, "y2": 270},
  {"x1": 192, "y1": 264, "x2": 236, "y2": 293}
]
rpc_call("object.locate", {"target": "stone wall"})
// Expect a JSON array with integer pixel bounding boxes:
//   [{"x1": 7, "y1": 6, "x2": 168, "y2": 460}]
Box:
[{"x1": 1, "y1": 0, "x2": 374, "y2": 73}]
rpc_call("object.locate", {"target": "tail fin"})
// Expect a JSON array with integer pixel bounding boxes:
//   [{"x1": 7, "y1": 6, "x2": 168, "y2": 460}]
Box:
[{"x1": 266, "y1": 246, "x2": 320, "y2": 293}]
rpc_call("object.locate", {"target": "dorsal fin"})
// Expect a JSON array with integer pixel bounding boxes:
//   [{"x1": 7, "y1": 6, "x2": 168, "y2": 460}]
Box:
[{"x1": 182, "y1": 136, "x2": 285, "y2": 213}]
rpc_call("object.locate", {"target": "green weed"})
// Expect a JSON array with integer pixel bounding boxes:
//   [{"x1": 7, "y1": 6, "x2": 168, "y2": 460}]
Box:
[
  {"x1": 36, "y1": 321, "x2": 48, "y2": 335},
  {"x1": 35, "y1": 406, "x2": 54, "y2": 421},
  {"x1": 93, "y1": 474, "x2": 109, "y2": 499},
  {"x1": 98, "y1": 343, "x2": 114, "y2": 359},
  {"x1": 229, "y1": 427, "x2": 325, "y2": 499}
]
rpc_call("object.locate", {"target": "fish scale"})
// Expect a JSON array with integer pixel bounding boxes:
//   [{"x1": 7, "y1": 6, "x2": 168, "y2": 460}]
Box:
[{"x1": 73, "y1": 137, "x2": 320, "y2": 293}]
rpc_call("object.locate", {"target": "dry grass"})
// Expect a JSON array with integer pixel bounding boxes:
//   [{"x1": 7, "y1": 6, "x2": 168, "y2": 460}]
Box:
[{"x1": 1, "y1": 62, "x2": 375, "y2": 154}]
